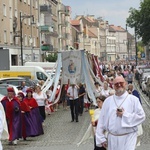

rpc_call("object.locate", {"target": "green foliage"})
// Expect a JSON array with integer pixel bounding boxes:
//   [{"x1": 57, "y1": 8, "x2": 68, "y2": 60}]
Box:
[
  {"x1": 45, "y1": 53, "x2": 57, "y2": 62},
  {"x1": 126, "y1": 0, "x2": 150, "y2": 45},
  {"x1": 137, "y1": 41, "x2": 144, "y2": 52}
]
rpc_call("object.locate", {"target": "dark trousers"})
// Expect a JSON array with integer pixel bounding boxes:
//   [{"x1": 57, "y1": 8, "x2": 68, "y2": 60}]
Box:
[
  {"x1": 39, "y1": 106, "x2": 46, "y2": 122},
  {"x1": 78, "y1": 97, "x2": 84, "y2": 115},
  {"x1": 69, "y1": 99, "x2": 79, "y2": 121},
  {"x1": 94, "y1": 136, "x2": 106, "y2": 150}
]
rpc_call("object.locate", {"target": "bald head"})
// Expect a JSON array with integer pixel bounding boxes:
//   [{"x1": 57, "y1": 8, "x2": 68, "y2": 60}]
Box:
[{"x1": 113, "y1": 76, "x2": 126, "y2": 85}]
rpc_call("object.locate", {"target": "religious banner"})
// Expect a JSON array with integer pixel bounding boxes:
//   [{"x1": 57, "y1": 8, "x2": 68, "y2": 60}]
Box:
[{"x1": 61, "y1": 50, "x2": 82, "y2": 84}]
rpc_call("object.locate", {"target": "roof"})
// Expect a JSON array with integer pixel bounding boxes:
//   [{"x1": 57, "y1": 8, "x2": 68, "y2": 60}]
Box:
[
  {"x1": 109, "y1": 26, "x2": 116, "y2": 32},
  {"x1": 88, "y1": 27, "x2": 98, "y2": 37},
  {"x1": 70, "y1": 20, "x2": 80, "y2": 26},
  {"x1": 88, "y1": 29, "x2": 97, "y2": 38},
  {"x1": 71, "y1": 25, "x2": 80, "y2": 32},
  {"x1": 109, "y1": 25, "x2": 126, "y2": 32}
]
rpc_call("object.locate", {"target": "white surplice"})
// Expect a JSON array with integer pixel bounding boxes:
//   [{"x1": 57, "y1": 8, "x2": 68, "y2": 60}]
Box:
[
  {"x1": 96, "y1": 91, "x2": 145, "y2": 150},
  {"x1": 0, "y1": 110, "x2": 4, "y2": 150}
]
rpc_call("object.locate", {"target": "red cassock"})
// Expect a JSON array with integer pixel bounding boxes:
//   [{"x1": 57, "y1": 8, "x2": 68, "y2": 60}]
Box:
[
  {"x1": 20, "y1": 100, "x2": 31, "y2": 139},
  {"x1": 23, "y1": 97, "x2": 44, "y2": 136},
  {"x1": 1, "y1": 96, "x2": 22, "y2": 141},
  {"x1": 23, "y1": 97, "x2": 38, "y2": 108}
]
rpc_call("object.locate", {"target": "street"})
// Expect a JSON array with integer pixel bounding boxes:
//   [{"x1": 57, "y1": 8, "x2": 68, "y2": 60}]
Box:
[{"x1": 2, "y1": 85, "x2": 150, "y2": 150}]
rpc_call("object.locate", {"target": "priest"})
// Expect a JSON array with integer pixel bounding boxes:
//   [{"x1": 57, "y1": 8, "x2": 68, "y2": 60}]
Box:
[{"x1": 96, "y1": 76, "x2": 145, "y2": 150}]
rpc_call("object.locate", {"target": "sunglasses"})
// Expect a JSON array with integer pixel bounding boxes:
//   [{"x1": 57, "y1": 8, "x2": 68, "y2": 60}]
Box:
[{"x1": 114, "y1": 82, "x2": 124, "y2": 87}]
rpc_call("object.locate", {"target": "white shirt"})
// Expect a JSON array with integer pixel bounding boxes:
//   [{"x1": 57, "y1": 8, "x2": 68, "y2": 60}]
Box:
[
  {"x1": 100, "y1": 88, "x2": 110, "y2": 97},
  {"x1": 67, "y1": 86, "x2": 78, "y2": 100},
  {"x1": 33, "y1": 92, "x2": 47, "y2": 106}
]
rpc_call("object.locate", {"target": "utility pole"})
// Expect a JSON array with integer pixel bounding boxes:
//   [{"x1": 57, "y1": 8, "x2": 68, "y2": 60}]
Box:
[
  {"x1": 135, "y1": 27, "x2": 138, "y2": 66},
  {"x1": 20, "y1": 12, "x2": 23, "y2": 66},
  {"x1": 20, "y1": 13, "x2": 34, "y2": 66}
]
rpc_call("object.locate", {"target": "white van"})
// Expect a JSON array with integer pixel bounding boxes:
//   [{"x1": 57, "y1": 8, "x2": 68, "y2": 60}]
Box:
[
  {"x1": 24, "y1": 62, "x2": 56, "y2": 70},
  {"x1": 0, "y1": 66, "x2": 49, "y2": 81}
]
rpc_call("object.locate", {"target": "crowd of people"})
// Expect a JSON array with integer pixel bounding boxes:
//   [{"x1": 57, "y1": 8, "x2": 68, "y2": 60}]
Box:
[{"x1": 0, "y1": 60, "x2": 148, "y2": 150}]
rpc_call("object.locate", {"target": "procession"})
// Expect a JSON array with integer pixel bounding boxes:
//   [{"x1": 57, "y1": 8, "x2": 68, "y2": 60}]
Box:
[{"x1": 0, "y1": 49, "x2": 149, "y2": 150}]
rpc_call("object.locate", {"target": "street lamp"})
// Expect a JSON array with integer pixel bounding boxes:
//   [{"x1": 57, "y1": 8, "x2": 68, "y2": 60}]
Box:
[
  {"x1": 20, "y1": 12, "x2": 34, "y2": 66},
  {"x1": 135, "y1": 27, "x2": 138, "y2": 66}
]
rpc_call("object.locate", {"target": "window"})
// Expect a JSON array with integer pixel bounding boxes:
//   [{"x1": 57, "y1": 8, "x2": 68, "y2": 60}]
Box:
[
  {"x1": 4, "y1": 30, "x2": 7, "y2": 43},
  {"x1": 15, "y1": 9, "x2": 17, "y2": 18},
  {"x1": 3, "y1": 4, "x2": 6, "y2": 16},
  {"x1": 35, "y1": 0, "x2": 38, "y2": 9},
  {"x1": 28, "y1": 0, "x2": 30, "y2": 5},
  {"x1": 9, "y1": 7, "x2": 12, "y2": 18},
  {"x1": 28, "y1": 35, "x2": 31, "y2": 46},
  {"x1": 36, "y1": 72, "x2": 47, "y2": 81},
  {"x1": 24, "y1": 13, "x2": 27, "y2": 24},
  {"x1": 10, "y1": 32, "x2": 13, "y2": 44},
  {"x1": 24, "y1": 34, "x2": 27, "y2": 46},
  {"x1": 33, "y1": 37, "x2": 36, "y2": 47},
  {"x1": 28, "y1": 17, "x2": 31, "y2": 25}
]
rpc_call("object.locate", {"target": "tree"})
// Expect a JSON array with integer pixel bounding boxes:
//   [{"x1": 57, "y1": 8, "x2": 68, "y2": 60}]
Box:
[
  {"x1": 126, "y1": 0, "x2": 150, "y2": 45},
  {"x1": 45, "y1": 53, "x2": 57, "y2": 62},
  {"x1": 137, "y1": 41, "x2": 144, "y2": 52}
]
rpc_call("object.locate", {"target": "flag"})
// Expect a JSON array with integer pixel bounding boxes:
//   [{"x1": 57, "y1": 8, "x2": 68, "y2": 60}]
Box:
[{"x1": 61, "y1": 50, "x2": 82, "y2": 84}]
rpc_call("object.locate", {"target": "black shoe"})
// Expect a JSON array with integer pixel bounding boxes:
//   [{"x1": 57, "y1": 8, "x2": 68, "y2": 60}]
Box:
[
  {"x1": 76, "y1": 120, "x2": 79, "y2": 122},
  {"x1": 71, "y1": 120, "x2": 74, "y2": 122}
]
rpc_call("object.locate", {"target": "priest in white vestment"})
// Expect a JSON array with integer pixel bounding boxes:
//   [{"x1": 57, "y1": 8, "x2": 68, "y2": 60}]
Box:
[
  {"x1": 0, "y1": 103, "x2": 9, "y2": 150},
  {"x1": 96, "y1": 76, "x2": 145, "y2": 150}
]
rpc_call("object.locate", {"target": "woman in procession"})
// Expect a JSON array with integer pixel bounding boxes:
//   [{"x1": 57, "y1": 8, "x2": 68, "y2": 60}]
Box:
[
  {"x1": 24, "y1": 88, "x2": 44, "y2": 136},
  {"x1": 17, "y1": 92, "x2": 31, "y2": 140}
]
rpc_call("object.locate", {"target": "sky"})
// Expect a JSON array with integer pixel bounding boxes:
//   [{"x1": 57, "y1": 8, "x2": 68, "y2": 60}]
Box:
[{"x1": 62, "y1": 0, "x2": 141, "y2": 34}]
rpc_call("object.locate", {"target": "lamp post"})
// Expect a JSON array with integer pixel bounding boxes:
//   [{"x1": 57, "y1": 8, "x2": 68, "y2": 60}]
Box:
[
  {"x1": 135, "y1": 27, "x2": 138, "y2": 66},
  {"x1": 20, "y1": 12, "x2": 34, "y2": 66}
]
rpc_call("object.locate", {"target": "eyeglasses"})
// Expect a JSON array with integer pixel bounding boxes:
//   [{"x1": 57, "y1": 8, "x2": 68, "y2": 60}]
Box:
[{"x1": 114, "y1": 82, "x2": 124, "y2": 87}]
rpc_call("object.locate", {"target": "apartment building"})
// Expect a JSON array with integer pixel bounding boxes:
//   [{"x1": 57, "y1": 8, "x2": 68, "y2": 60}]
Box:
[
  {"x1": 110, "y1": 25, "x2": 128, "y2": 60},
  {"x1": 106, "y1": 25, "x2": 116, "y2": 61},
  {"x1": 127, "y1": 32, "x2": 136, "y2": 60},
  {"x1": 70, "y1": 20, "x2": 83, "y2": 50},
  {"x1": 57, "y1": 0, "x2": 71, "y2": 50},
  {"x1": 0, "y1": 0, "x2": 39, "y2": 65},
  {"x1": 39, "y1": 0, "x2": 59, "y2": 61}
]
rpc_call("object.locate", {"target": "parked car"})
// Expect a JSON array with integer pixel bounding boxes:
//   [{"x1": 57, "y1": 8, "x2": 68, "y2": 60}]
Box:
[
  {"x1": 139, "y1": 72, "x2": 150, "y2": 89},
  {"x1": 0, "y1": 84, "x2": 19, "y2": 101},
  {"x1": 145, "y1": 75, "x2": 150, "y2": 97},
  {"x1": 0, "y1": 77, "x2": 36, "y2": 88}
]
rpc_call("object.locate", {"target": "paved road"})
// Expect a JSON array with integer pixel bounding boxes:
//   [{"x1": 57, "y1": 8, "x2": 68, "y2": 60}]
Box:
[{"x1": 2, "y1": 86, "x2": 150, "y2": 150}]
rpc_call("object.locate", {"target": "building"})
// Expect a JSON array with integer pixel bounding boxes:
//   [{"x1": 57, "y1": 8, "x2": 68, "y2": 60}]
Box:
[
  {"x1": 0, "y1": 0, "x2": 39, "y2": 65},
  {"x1": 110, "y1": 25, "x2": 128, "y2": 60}
]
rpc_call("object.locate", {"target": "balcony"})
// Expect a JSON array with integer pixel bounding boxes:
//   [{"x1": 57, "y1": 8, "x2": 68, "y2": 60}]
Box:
[
  {"x1": 41, "y1": 44, "x2": 53, "y2": 51},
  {"x1": 40, "y1": 5, "x2": 52, "y2": 13},
  {"x1": 65, "y1": 6, "x2": 71, "y2": 16},
  {"x1": 51, "y1": 0, "x2": 58, "y2": 5},
  {"x1": 40, "y1": 25, "x2": 53, "y2": 32},
  {"x1": 65, "y1": 33, "x2": 69, "y2": 39},
  {"x1": 58, "y1": 4, "x2": 65, "y2": 12},
  {"x1": 58, "y1": 20, "x2": 65, "y2": 26}
]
